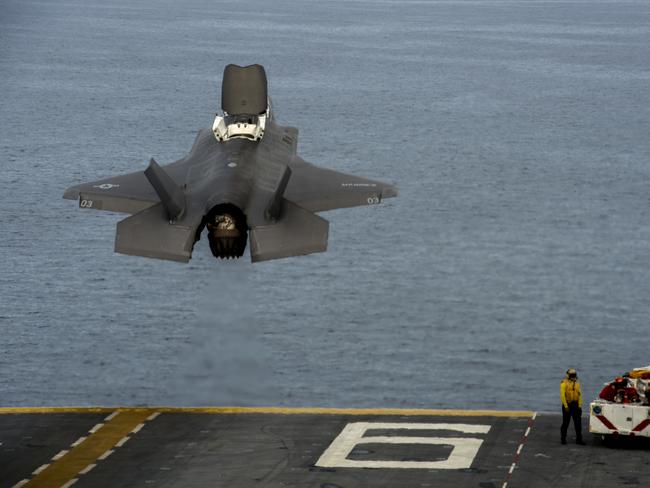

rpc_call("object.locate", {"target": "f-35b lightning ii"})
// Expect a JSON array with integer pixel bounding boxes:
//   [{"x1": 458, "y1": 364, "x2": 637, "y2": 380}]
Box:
[{"x1": 63, "y1": 64, "x2": 397, "y2": 262}]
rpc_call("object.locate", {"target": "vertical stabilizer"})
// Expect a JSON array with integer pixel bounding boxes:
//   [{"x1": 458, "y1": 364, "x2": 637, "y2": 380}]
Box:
[
  {"x1": 144, "y1": 158, "x2": 185, "y2": 221},
  {"x1": 265, "y1": 166, "x2": 292, "y2": 221}
]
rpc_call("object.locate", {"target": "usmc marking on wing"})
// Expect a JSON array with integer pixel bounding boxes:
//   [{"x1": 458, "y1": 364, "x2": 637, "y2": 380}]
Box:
[
  {"x1": 93, "y1": 183, "x2": 120, "y2": 190},
  {"x1": 341, "y1": 183, "x2": 377, "y2": 188}
]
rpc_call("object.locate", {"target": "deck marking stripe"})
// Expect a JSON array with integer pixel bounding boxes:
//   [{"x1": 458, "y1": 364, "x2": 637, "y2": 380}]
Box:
[
  {"x1": 115, "y1": 436, "x2": 130, "y2": 447},
  {"x1": 79, "y1": 464, "x2": 96, "y2": 475},
  {"x1": 98, "y1": 450, "x2": 113, "y2": 460},
  {"x1": 502, "y1": 411, "x2": 537, "y2": 488},
  {"x1": 32, "y1": 465, "x2": 49, "y2": 475},
  {"x1": 0, "y1": 407, "x2": 118, "y2": 415},
  {"x1": 104, "y1": 411, "x2": 119, "y2": 421},
  {"x1": 52, "y1": 450, "x2": 68, "y2": 461},
  {"x1": 0, "y1": 406, "x2": 534, "y2": 417},
  {"x1": 89, "y1": 423, "x2": 104, "y2": 433},
  {"x1": 19, "y1": 410, "x2": 153, "y2": 488},
  {"x1": 131, "y1": 423, "x2": 145, "y2": 434},
  {"x1": 146, "y1": 412, "x2": 160, "y2": 421},
  {"x1": 70, "y1": 436, "x2": 86, "y2": 447},
  {"x1": 10, "y1": 480, "x2": 28, "y2": 488}
]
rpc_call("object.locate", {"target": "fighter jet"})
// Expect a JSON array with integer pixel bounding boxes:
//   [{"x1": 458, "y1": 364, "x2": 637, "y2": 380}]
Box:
[{"x1": 63, "y1": 64, "x2": 397, "y2": 262}]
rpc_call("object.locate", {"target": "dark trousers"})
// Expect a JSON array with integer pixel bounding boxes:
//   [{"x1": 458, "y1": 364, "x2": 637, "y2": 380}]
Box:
[{"x1": 561, "y1": 402, "x2": 582, "y2": 441}]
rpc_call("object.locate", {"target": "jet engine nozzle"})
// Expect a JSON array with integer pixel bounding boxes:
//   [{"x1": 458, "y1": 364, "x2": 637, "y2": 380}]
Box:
[{"x1": 205, "y1": 206, "x2": 248, "y2": 259}]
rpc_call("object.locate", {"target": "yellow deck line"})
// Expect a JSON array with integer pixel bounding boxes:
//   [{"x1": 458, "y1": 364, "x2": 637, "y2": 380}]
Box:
[
  {"x1": 0, "y1": 407, "x2": 117, "y2": 414},
  {"x1": 22, "y1": 410, "x2": 152, "y2": 488},
  {"x1": 0, "y1": 406, "x2": 534, "y2": 417}
]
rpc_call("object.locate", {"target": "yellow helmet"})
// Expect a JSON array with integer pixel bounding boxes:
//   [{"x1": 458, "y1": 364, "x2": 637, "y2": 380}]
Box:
[{"x1": 566, "y1": 368, "x2": 577, "y2": 378}]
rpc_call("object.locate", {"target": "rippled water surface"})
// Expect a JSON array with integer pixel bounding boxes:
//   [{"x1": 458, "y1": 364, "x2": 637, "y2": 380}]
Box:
[{"x1": 1, "y1": 0, "x2": 649, "y2": 411}]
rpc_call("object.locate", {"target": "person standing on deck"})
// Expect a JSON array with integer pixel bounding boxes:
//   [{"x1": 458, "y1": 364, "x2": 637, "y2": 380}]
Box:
[{"x1": 560, "y1": 368, "x2": 586, "y2": 445}]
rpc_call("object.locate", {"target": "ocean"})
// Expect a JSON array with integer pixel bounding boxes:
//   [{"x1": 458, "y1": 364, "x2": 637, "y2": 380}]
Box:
[{"x1": 1, "y1": 0, "x2": 649, "y2": 411}]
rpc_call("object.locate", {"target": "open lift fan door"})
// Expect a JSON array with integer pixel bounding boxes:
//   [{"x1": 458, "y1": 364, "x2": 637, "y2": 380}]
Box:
[{"x1": 221, "y1": 64, "x2": 268, "y2": 115}]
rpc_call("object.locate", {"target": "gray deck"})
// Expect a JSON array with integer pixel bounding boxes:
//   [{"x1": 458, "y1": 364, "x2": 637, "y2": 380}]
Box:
[{"x1": 0, "y1": 408, "x2": 648, "y2": 488}]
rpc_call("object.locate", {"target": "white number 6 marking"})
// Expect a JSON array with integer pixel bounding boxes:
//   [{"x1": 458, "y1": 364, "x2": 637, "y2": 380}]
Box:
[{"x1": 316, "y1": 422, "x2": 491, "y2": 470}]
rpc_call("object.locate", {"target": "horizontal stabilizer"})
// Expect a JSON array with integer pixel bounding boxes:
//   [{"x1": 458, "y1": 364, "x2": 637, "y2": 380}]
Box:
[
  {"x1": 115, "y1": 203, "x2": 198, "y2": 262},
  {"x1": 144, "y1": 158, "x2": 185, "y2": 220},
  {"x1": 250, "y1": 200, "x2": 328, "y2": 262}
]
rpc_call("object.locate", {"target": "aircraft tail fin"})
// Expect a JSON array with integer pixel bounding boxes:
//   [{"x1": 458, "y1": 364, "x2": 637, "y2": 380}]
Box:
[
  {"x1": 144, "y1": 158, "x2": 185, "y2": 220},
  {"x1": 250, "y1": 200, "x2": 328, "y2": 262},
  {"x1": 265, "y1": 166, "x2": 292, "y2": 221}
]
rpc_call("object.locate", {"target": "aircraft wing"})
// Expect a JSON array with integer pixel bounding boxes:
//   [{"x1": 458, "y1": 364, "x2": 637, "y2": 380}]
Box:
[
  {"x1": 62, "y1": 158, "x2": 188, "y2": 214},
  {"x1": 285, "y1": 157, "x2": 397, "y2": 213}
]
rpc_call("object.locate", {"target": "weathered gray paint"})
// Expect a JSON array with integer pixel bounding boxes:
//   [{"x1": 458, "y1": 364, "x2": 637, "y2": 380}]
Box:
[{"x1": 63, "y1": 66, "x2": 397, "y2": 262}]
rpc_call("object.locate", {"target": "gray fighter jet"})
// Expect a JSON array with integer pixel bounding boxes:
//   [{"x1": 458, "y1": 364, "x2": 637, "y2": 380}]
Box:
[{"x1": 63, "y1": 64, "x2": 397, "y2": 262}]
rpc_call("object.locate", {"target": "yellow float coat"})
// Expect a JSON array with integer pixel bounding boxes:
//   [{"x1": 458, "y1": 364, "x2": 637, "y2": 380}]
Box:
[{"x1": 560, "y1": 379, "x2": 582, "y2": 409}]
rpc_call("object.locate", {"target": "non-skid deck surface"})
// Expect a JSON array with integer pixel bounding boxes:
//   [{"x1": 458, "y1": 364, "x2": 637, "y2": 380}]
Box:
[{"x1": 0, "y1": 407, "x2": 647, "y2": 488}]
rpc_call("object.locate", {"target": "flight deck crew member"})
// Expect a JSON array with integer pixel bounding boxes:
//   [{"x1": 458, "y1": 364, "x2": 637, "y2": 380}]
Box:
[{"x1": 560, "y1": 368, "x2": 585, "y2": 445}]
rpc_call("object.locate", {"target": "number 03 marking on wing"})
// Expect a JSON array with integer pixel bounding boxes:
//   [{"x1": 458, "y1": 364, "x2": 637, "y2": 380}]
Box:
[
  {"x1": 80, "y1": 199, "x2": 94, "y2": 208},
  {"x1": 367, "y1": 196, "x2": 380, "y2": 205}
]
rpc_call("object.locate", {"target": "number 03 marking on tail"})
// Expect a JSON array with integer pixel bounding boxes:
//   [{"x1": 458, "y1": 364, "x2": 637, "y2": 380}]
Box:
[
  {"x1": 80, "y1": 199, "x2": 94, "y2": 208},
  {"x1": 316, "y1": 422, "x2": 490, "y2": 469}
]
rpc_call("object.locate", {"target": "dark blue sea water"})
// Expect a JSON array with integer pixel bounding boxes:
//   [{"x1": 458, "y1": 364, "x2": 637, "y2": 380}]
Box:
[{"x1": 1, "y1": 0, "x2": 649, "y2": 411}]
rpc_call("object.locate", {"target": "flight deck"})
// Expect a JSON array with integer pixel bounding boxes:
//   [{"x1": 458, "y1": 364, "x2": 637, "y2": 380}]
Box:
[{"x1": 0, "y1": 407, "x2": 648, "y2": 488}]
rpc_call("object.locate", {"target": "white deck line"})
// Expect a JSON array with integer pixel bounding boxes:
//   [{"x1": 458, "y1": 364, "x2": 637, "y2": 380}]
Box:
[
  {"x1": 32, "y1": 464, "x2": 49, "y2": 475},
  {"x1": 70, "y1": 436, "x2": 86, "y2": 447},
  {"x1": 79, "y1": 464, "x2": 96, "y2": 475},
  {"x1": 98, "y1": 449, "x2": 114, "y2": 460},
  {"x1": 115, "y1": 436, "x2": 130, "y2": 447},
  {"x1": 52, "y1": 449, "x2": 68, "y2": 460}
]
